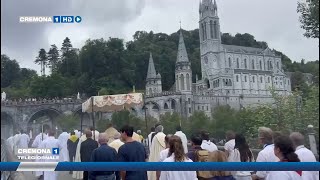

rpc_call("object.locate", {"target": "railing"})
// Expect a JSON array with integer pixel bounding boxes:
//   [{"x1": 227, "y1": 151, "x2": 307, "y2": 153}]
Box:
[
  {"x1": 145, "y1": 91, "x2": 182, "y2": 98},
  {"x1": 1, "y1": 98, "x2": 85, "y2": 106}
]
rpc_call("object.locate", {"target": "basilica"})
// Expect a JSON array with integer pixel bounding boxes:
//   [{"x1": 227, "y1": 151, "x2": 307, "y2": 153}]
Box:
[{"x1": 144, "y1": 0, "x2": 291, "y2": 120}]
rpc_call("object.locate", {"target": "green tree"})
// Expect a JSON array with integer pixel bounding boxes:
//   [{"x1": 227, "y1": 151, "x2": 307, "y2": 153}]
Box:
[
  {"x1": 159, "y1": 112, "x2": 181, "y2": 135},
  {"x1": 186, "y1": 111, "x2": 211, "y2": 138},
  {"x1": 58, "y1": 37, "x2": 79, "y2": 77},
  {"x1": 35, "y1": 48, "x2": 48, "y2": 76},
  {"x1": 47, "y1": 44, "x2": 60, "y2": 73},
  {"x1": 57, "y1": 114, "x2": 79, "y2": 132},
  {"x1": 1, "y1": 55, "x2": 20, "y2": 88},
  {"x1": 297, "y1": 0, "x2": 319, "y2": 38}
]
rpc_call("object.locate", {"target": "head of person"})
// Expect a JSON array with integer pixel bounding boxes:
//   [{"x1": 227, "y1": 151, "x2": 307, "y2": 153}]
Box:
[
  {"x1": 234, "y1": 133, "x2": 253, "y2": 162},
  {"x1": 225, "y1": 130, "x2": 235, "y2": 141},
  {"x1": 155, "y1": 125, "x2": 164, "y2": 133},
  {"x1": 107, "y1": 123, "x2": 113, "y2": 129},
  {"x1": 258, "y1": 127, "x2": 273, "y2": 145},
  {"x1": 151, "y1": 127, "x2": 155, "y2": 132},
  {"x1": 176, "y1": 126, "x2": 182, "y2": 132},
  {"x1": 289, "y1": 132, "x2": 305, "y2": 149},
  {"x1": 70, "y1": 132, "x2": 75, "y2": 136},
  {"x1": 98, "y1": 133, "x2": 108, "y2": 145},
  {"x1": 47, "y1": 129, "x2": 55, "y2": 137},
  {"x1": 200, "y1": 130, "x2": 210, "y2": 141},
  {"x1": 274, "y1": 135, "x2": 300, "y2": 162},
  {"x1": 120, "y1": 125, "x2": 134, "y2": 141},
  {"x1": 85, "y1": 130, "x2": 93, "y2": 138},
  {"x1": 89, "y1": 126, "x2": 95, "y2": 131},
  {"x1": 168, "y1": 135, "x2": 186, "y2": 162},
  {"x1": 209, "y1": 150, "x2": 232, "y2": 177},
  {"x1": 272, "y1": 131, "x2": 283, "y2": 141},
  {"x1": 190, "y1": 134, "x2": 202, "y2": 147},
  {"x1": 113, "y1": 132, "x2": 121, "y2": 140},
  {"x1": 137, "y1": 130, "x2": 141, "y2": 135},
  {"x1": 165, "y1": 134, "x2": 173, "y2": 148}
]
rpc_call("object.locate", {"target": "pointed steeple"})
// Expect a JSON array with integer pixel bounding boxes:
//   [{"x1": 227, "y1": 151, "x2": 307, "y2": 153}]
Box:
[
  {"x1": 147, "y1": 52, "x2": 157, "y2": 79},
  {"x1": 213, "y1": 0, "x2": 217, "y2": 10},
  {"x1": 176, "y1": 30, "x2": 189, "y2": 63}
]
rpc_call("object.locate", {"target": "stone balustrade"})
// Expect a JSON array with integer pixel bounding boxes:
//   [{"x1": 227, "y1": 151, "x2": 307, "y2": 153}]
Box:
[
  {"x1": 1, "y1": 98, "x2": 85, "y2": 106},
  {"x1": 145, "y1": 91, "x2": 181, "y2": 98}
]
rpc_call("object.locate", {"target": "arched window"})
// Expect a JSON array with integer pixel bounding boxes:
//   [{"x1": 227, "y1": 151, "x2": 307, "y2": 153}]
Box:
[
  {"x1": 237, "y1": 58, "x2": 239, "y2": 68},
  {"x1": 253, "y1": 76, "x2": 255, "y2": 83},
  {"x1": 205, "y1": 79, "x2": 210, "y2": 88},
  {"x1": 245, "y1": 76, "x2": 247, "y2": 82},
  {"x1": 202, "y1": 23, "x2": 206, "y2": 40},
  {"x1": 176, "y1": 75, "x2": 179, "y2": 90},
  {"x1": 180, "y1": 74, "x2": 185, "y2": 90},
  {"x1": 229, "y1": 79, "x2": 232, "y2": 86},
  {"x1": 260, "y1": 61, "x2": 262, "y2": 70},
  {"x1": 203, "y1": 23, "x2": 207, "y2": 40},
  {"x1": 213, "y1": 21, "x2": 218, "y2": 39},
  {"x1": 186, "y1": 74, "x2": 190, "y2": 90},
  {"x1": 210, "y1": 20, "x2": 214, "y2": 39},
  {"x1": 149, "y1": 88, "x2": 152, "y2": 95},
  {"x1": 244, "y1": 59, "x2": 247, "y2": 69},
  {"x1": 228, "y1": 57, "x2": 231, "y2": 68},
  {"x1": 236, "y1": 75, "x2": 239, "y2": 82},
  {"x1": 164, "y1": 103, "x2": 169, "y2": 109},
  {"x1": 268, "y1": 77, "x2": 270, "y2": 83},
  {"x1": 277, "y1": 62, "x2": 279, "y2": 69},
  {"x1": 260, "y1": 77, "x2": 263, "y2": 83},
  {"x1": 252, "y1": 60, "x2": 255, "y2": 69}
]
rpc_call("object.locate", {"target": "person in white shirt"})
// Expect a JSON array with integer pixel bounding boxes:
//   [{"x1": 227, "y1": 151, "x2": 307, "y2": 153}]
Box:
[
  {"x1": 148, "y1": 127, "x2": 155, "y2": 151},
  {"x1": 290, "y1": 132, "x2": 319, "y2": 180},
  {"x1": 252, "y1": 127, "x2": 279, "y2": 180},
  {"x1": 157, "y1": 134, "x2": 173, "y2": 180},
  {"x1": 266, "y1": 135, "x2": 302, "y2": 180},
  {"x1": 228, "y1": 134, "x2": 254, "y2": 180},
  {"x1": 18, "y1": 130, "x2": 30, "y2": 148},
  {"x1": 224, "y1": 130, "x2": 235, "y2": 158},
  {"x1": 58, "y1": 129, "x2": 70, "y2": 162},
  {"x1": 159, "y1": 135, "x2": 198, "y2": 180},
  {"x1": 200, "y1": 131, "x2": 217, "y2": 152},
  {"x1": 174, "y1": 126, "x2": 188, "y2": 154}
]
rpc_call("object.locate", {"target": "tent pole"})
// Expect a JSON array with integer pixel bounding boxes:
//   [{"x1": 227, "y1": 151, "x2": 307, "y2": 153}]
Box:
[
  {"x1": 80, "y1": 112, "x2": 83, "y2": 136},
  {"x1": 144, "y1": 94, "x2": 148, "y2": 135},
  {"x1": 91, "y1": 96, "x2": 96, "y2": 141}
]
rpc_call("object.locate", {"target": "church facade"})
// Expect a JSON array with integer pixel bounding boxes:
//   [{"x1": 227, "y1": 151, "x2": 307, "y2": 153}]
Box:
[{"x1": 144, "y1": 0, "x2": 291, "y2": 120}]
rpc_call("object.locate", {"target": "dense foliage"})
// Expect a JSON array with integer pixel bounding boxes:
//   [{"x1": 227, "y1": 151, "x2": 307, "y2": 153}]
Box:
[
  {"x1": 1, "y1": 30, "x2": 318, "y2": 99},
  {"x1": 297, "y1": 0, "x2": 319, "y2": 38}
]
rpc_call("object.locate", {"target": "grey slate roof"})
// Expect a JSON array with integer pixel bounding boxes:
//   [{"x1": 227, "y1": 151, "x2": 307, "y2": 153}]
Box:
[
  {"x1": 222, "y1": 44, "x2": 265, "y2": 54},
  {"x1": 147, "y1": 53, "x2": 157, "y2": 79},
  {"x1": 176, "y1": 30, "x2": 190, "y2": 63}
]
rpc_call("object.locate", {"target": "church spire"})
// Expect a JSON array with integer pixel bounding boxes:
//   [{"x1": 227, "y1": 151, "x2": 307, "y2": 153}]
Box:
[
  {"x1": 176, "y1": 30, "x2": 189, "y2": 63},
  {"x1": 146, "y1": 52, "x2": 157, "y2": 79},
  {"x1": 213, "y1": 0, "x2": 217, "y2": 11}
]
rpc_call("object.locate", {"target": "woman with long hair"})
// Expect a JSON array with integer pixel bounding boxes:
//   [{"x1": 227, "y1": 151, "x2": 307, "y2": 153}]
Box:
[
  {"x1": 159, "y1": 135, "x2": 197, "y2": 180},
  {"x1": 228, "y1": 134, "x2": 254, "y2": 180},
  {"x1": 266, "y1": 135, "x2": 302, "y2": 180}
]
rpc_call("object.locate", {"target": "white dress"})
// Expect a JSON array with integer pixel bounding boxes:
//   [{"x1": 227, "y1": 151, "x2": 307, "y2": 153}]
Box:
[
  {"x1": 31, "y1": 133, "x2": 48, "y2": 177},
  {"x1": 175, "y1": 131, "x2": 188, "y2": 154},
  {"x1": 38, "y1": 136, "x2": 60, "y2": 180},
  {"x1": 295, "y1": 145, "x2": 319, "y2": 180},
  {"x1": 266, "y1": 171, "x2": 302, "y2": 180},
  {"x1": 160, "y1": 154, "x2": 198, "y2": 180},
  {"x1": 72, "y1": 134, "x2": 87, "y2": 179},
  {"x1": 228, "y1": 148, "x2": 254, "y2": 180},
  {"x1": 58, "y1": 132, "x2": 70, "y2": 162},
  {"x1": 18, "y1": 133, "x2": 30, "y2": 148}
]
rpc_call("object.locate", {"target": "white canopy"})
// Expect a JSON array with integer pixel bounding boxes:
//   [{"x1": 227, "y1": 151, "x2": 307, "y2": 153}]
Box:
[{"x1": 82, "y1": 93, "x2": 143, "y2": 113}]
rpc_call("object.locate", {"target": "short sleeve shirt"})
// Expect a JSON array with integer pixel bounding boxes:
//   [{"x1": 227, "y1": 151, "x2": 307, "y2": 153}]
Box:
[{"x1": 118, "y1": 141, "x2": 147, "y2": 180}]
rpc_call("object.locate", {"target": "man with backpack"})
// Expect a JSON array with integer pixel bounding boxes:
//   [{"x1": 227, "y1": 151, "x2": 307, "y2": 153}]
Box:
[{"x1": 187, "y1": 134, "x2": 212, "y2": 180}]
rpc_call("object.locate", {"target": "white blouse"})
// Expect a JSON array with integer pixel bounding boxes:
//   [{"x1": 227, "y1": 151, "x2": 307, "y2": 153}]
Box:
[{"x1": 228, "y1": 148, "x2": 254, "y2": 176}]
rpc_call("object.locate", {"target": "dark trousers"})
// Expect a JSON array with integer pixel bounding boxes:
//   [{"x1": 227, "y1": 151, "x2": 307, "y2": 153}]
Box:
[{"x1": 83, "y1": 171, "x2": 89, "y2": 180}]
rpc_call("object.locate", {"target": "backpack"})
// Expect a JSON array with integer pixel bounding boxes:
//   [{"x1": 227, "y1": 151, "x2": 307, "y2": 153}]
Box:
[{"x1": 195, "y1": 149, "x2": 213, "y2": 179}]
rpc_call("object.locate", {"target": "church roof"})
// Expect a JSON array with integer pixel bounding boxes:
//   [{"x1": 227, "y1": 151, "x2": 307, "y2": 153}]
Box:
[
  {"x1": 146, "y1": 53, "x2": 157, "y2": 79},
  {"x1": 222, "y1": 44, "x2": 265, "y2": 54},
  {"x1": 176, "y1": 30, "x2": 190, "y2": 63}
]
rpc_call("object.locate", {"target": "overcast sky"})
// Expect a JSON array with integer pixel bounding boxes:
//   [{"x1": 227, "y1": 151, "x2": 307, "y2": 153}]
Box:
[{"x1": 1, "y1": 0, "x2": 319, "y2": 74}]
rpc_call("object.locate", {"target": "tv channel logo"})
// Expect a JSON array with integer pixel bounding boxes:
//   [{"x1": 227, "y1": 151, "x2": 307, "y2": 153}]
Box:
[
  {"x1": 52, "y1": 148, "x2": 59, "y2": 155},
  {"x1": 75, "y1": 16, "x2": 82, "y2": 23}
]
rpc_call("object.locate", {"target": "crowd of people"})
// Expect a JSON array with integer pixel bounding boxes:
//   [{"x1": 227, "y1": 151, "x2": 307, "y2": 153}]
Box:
[{"x1": 3, "y1": 124, "x2": 319, "y2": 180}]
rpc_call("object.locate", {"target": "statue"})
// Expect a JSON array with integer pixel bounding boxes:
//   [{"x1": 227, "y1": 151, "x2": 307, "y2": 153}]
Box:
[
  {"x1": 1, "y1": 91, "x2": 6, "y2": 101},
  {"x1": 77, "y1": 92, "x2": 81, "y2": 99}
]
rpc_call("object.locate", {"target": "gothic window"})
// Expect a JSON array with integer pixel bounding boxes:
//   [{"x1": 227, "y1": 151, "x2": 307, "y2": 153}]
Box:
[
  {"x1": 176, "y1": 75, "x2": 179, "y2": 90},
  {"x1": 245, "y1": 76, "x2": 247, "y2": 82},
  {"x1": 213, "y1": 21, "x2": 218, "y2": 39},
  {"x1": 268, "y1": 77, "x2": 270, "y2": 83},
  {"x1": 203, "y1": 23, "x2": 207, "y2": 40},
  {"x1": 202, "y1": 23, "x2": 205, "y2": 40},
  {"x1": 267, "y1": 61, "x2": 270, "y2": 70},
  {"x1": 252, "y1": 60, "x2": 255, "y2": 69},
  {"x1": 186, "y1": 74, "x2": 190, "y2": 90},
  {"x1": 229, "y1": 79, "x2": 232, "y2": 86},
  {"x1": 188, "y1": 98, "x2": 191, "y2": 104},
  {"x1": 277, "y1": 62, "x2": 279, "y2": 69},
  {"x1": 189, "y1": 108, "x2": 191, "y2": 113},
  {"x1": 171, "y1": 100, "x2": 176, "y2": 109},
  {"x1": 270, "y1": 61, "x2": 273, "y2": 70},
  {"x1": 198, "y1": 106, "x2": 200, "y2": 110},
  {"x1": 206, "y1": 106, "x2": 209, "y2": 111},
  {"x1": 149, "y1": 88, "x2": 152, "y2": 95},
  {"x1": 244, "y1": 59, "x2": 247, "y2": 69},
  {"x1": 236, "y1": 75, "x2": 239, "y2": 82},
  {"x1": 180, "y1": 74, "x2": 185, "y2": 90},
  {"x1": 260, "y1": 61, "x2": 262, "y2": 70},
  {"x1": 260, "y1": 77, "x2": 263, "y2": 83},
  {"x1": 164, "y1": 103, "x2": 169, "y2": 109},
  {"x1": 205, "y1": 79, "x2": 210, "y2": 88},
  {"x1": 228, "y1": 57, "x2": 231, "y2": 68},
  {"x1": 237, "y1": 58, "x2": 239, "y2": 68},
  {"x1": 210, "y1": 20, "x2": 214, "y2": 39},
  {"x1": 253, "y1": 76, "x2": 255, "y2": 83}
]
